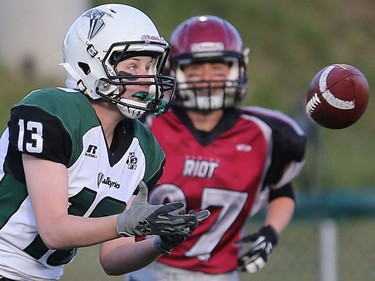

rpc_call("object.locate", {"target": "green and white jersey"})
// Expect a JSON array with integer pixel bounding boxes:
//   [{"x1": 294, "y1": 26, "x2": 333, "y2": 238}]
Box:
[{"x1": 0, "y1": 88, "x2": 165, "y2": 280}]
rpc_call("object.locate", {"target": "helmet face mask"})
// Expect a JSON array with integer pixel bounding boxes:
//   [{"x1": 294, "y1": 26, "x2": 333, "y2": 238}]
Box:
[
  {"x1": 61, "y1": 4, "x2": 175, "y2": 119},
  {"x1": 176, "y1": 78, "x2": 241, "y2": 111},
  {"x1": 169, "y1": 15, "x2": 249, "y2": 111},
  {"x1": 98, "y1": 41, "x2": 175, "y2": 118}
]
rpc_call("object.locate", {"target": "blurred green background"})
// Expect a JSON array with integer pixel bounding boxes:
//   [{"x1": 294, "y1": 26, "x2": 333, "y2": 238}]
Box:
[
  {"x1": 0, "y1": 0, "x2": 374, "y2": 280},
  {"x1": 90, "y1": 0, "x2": 375, "y2": 191},
  {"x1": 1, "y1": 0, "x2": 373, "y2": 189}
]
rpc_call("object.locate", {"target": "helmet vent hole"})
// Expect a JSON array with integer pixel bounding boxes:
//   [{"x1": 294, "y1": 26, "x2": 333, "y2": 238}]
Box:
[{"x1": 78, "y1": 62, "x2": 91, "y2": 75}]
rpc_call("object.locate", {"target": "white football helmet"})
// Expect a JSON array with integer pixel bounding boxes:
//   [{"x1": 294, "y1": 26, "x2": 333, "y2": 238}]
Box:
[{"x1": 61, "y1": 4, "x2": 175, "y2": 119}]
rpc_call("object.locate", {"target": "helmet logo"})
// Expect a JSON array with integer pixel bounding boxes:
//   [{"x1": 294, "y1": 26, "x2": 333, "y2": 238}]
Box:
[
  {"x1": 141, "y1": 34, "x2": 162, "y2": 42},
  {"x1": 191, "y1": 42, "x2": 224, "y2": 52},
  {"x1": 84, "y1": 9, "x2": 113, "y2": 40}
]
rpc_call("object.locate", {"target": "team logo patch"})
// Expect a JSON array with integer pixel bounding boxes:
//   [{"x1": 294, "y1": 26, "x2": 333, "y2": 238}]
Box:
[
  {"x1": 236, "y1": 144, "x2": 252, "y2": 152},
  {"x1": 126, "y1": 152, "x2": 138, "y2": 170}
]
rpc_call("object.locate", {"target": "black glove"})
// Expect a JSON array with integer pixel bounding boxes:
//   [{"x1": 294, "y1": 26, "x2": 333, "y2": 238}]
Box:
[
  {"x1": 237, "y1": 225, "x2": 279, "y2": 273},
  {"x1": 154, "y1": 209, "x2": 210, "y2": 254},
  {"x1": 116, "y1": 182, "x2": 197, "y2": 237}
]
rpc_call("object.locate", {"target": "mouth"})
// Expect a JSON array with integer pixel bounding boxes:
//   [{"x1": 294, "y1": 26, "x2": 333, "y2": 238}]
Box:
[{"x1": 132, "y1": 91, "x2": 149, "y2": 101}]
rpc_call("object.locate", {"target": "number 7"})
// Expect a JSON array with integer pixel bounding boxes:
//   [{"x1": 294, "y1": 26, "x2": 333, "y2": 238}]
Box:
[{"x1": 185, "y1": 188, "x2": 247, "y2": 261}]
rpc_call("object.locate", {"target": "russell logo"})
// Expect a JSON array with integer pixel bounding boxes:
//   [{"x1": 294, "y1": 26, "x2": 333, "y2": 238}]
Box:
[{"x1": 85, "y1": 144, "x2": 98, "y2": 158}]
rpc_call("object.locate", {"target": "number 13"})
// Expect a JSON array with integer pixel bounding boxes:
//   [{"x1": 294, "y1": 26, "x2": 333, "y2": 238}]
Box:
[{"x1": 17, "y1": 119, "x2": 43, "y2": 153}]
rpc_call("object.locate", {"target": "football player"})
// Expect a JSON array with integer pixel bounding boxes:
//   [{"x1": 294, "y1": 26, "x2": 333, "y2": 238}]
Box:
[
  {"x1": 0, "y1": 5, "x2": 209, "y2": 281},
  {"x1": 126, "y1": 15, "x2": 307, "y2": 281}
]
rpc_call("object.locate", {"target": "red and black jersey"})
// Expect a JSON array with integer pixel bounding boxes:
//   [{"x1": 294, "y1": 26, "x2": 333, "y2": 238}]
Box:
[{"x1": 145, "y1": 106, "x2": 306, "y2": 274}]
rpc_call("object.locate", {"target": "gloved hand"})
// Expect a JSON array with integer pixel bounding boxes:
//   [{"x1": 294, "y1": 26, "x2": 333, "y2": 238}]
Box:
[
  {"x1": 116, "y1": 181, "x2": 197, "y2": 237},
  {"x1": 237, "y1": 225, "x2": 279, "y2": 273},
  {"x1": 154, "y1": 209, "x2": 210, "y2": 254}
]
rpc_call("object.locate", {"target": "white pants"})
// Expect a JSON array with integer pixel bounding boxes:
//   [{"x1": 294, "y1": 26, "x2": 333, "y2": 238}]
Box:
[{"x1": 125, "y1": 262, "x2": 240, "y2": 281}]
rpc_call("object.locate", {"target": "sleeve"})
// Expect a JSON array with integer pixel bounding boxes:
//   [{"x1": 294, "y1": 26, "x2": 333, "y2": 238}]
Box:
[
  {"x1": 269, "y1": 182, "x2": 295, "y2": 202},
  {"x1": 9, "y1": 105, "x2": 73, "y2": 166},
  {"x1": 243, "y1": 106, "x2": 307, "y2": 189},
  {"x1": 264, "y1": 119, "x2": 307, "y2": 188}
]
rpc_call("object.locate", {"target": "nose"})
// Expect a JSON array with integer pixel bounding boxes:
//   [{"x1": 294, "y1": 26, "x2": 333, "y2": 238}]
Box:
[
  {"x1": 201, "y1": 64, "x2": 213, "y2": 80},
  {"x1": 137, "y1": 68, "x2": 153, "y2": 82}
]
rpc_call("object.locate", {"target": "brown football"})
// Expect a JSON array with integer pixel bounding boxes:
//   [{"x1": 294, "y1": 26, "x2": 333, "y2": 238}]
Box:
[{"x1": 305, "y1": 64, "x2": 369, "y2": 129}]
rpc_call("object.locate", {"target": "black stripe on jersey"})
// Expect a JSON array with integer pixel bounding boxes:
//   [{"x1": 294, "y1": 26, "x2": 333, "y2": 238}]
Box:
[{"x1": 109, "y1": 119, "x2": 134, "y2": 166}]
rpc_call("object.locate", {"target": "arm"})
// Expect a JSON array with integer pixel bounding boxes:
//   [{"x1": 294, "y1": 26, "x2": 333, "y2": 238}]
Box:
[
  {"x1": 265, "y1": 195, "x2": 295, "y2": 235},
  {"x1": 100, "y1": 202, "x2": 210, "y2": 275},
  {"x1": 238, "y1": 184, "x2": 295, "y2": 273},
  {"x1": 23, "y1": 154, "x2": 119, "y2": 249},
  {"x1": 23, "y1": 155, "x2": 199, "y2": 250},
  {"x1": 99, "y1": 236, "x2": 162, "y2": 275},
  {"x1": 24, "y1": 154, "x2": 207, "y2": 273}
]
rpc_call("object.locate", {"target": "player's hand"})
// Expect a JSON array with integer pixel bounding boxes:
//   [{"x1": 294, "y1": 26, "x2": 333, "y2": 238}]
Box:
[
  {"x1": 116, "y1": 181, "x2": 197, "y2": 237},
  {"x1": 154, "y1": 209, "x2": 210, "y2": 254},
  {"x1": 237, "y1": 225, "x2": 279, "y2": 273}
]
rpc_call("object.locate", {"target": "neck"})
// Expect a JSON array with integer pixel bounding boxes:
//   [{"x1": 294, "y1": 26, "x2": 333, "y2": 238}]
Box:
[
  {"x1": 186, "y1": 110, "x2": 224, "y2": 132},
  {"x1": 91, "y1": 99, "x2": 123, "y2": 146}
]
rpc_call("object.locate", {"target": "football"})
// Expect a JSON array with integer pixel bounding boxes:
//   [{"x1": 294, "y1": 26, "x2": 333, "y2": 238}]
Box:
[{"x1": 305, "y1": 64, "x2": 369, "y2": 129}]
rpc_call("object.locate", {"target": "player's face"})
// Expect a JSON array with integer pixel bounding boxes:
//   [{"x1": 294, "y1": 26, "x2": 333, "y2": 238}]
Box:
[
  {"x1": 116, "y1": 56, "x2": 155, "y2": 98},
  {"x1": 182, "y1": 62, "x2": 230, "y2": 96}
]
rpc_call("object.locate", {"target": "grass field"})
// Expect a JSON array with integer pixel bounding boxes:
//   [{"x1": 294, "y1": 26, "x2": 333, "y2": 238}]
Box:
[
  {"x1": 61, "y1": 218, "x2": 375, "y2": 281},
  {"x1": 61, "y1": 246, "x2": 124, "y2": 281}
]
